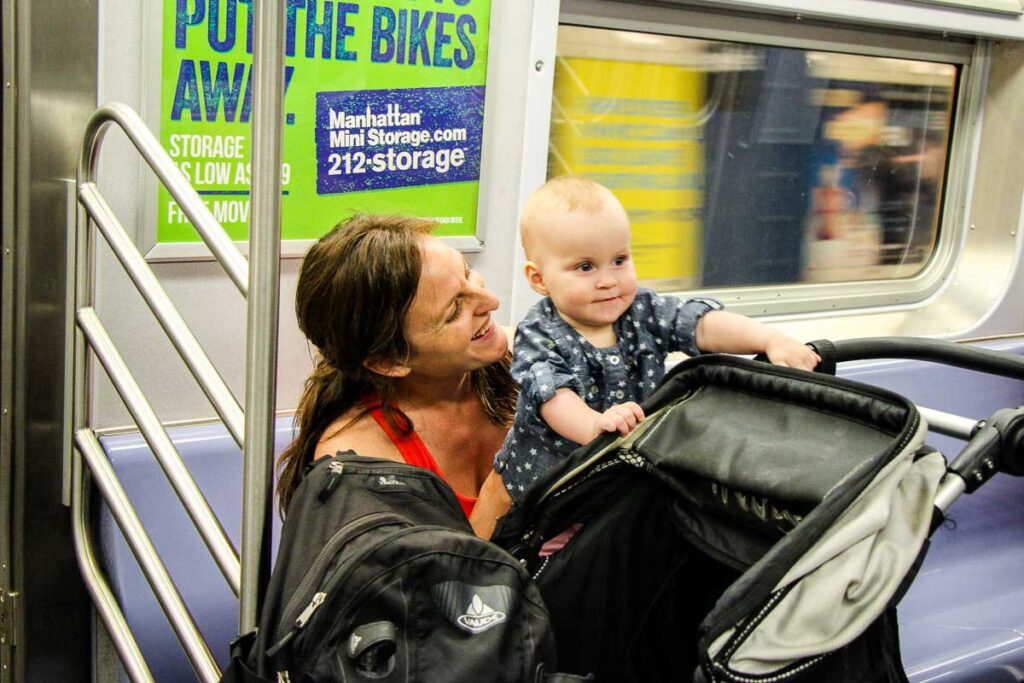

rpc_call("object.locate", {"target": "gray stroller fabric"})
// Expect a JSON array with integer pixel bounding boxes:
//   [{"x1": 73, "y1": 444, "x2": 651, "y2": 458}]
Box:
[{"x1": 708, "y1": 418, "x2": 944, "y2": 674}]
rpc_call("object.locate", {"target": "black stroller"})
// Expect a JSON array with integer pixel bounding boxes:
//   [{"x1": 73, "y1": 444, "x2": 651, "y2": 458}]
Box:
[{"x1": 493, "y1": 338, "x2": 1024, "y2": 682}]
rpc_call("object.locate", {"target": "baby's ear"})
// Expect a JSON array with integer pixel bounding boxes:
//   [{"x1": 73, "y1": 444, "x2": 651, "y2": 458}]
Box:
[{"x1": 524, "y1": 261, "x2": 549, "y2": 296}]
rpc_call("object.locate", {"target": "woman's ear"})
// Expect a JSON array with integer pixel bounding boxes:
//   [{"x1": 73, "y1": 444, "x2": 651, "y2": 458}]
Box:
[
  {"x1": 524, "y1": 261, "x2": 549, "y2": 296},
  {"x1": 362, "y1": 356, "x2": 412, "y2": 378}
]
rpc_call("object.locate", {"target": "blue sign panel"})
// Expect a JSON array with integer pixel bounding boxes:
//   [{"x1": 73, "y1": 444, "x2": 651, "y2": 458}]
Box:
[{"x1": 315, "y1": 86, "x2": 485, "y2": 195}]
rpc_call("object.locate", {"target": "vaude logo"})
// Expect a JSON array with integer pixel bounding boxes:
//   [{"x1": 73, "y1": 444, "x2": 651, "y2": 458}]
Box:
[
  {"x1": 431, "y1": 582, "x2": 513, "y2": 634},
  {"x1": 376, "y1": 475, "x2": 405, "y2": 487},
  {"x1": 455, "y1": 594, "x2": 506, "y2": 633}
]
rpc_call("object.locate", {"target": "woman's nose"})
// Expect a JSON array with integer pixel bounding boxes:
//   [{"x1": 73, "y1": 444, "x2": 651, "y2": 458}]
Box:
[{"x1": 472, "y1": 284, "x2": 500, "y2": 314}]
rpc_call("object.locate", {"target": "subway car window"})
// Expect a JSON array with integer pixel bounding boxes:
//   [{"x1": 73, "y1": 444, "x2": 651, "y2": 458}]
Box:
[{"x1": 548, "y1": 26, "x2": 958, "y2": 292}]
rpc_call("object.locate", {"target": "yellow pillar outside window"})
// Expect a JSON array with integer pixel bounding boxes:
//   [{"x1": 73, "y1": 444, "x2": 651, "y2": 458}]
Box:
[{"x1": 549, "y1": 56, "x2": 706, "y2": 290}]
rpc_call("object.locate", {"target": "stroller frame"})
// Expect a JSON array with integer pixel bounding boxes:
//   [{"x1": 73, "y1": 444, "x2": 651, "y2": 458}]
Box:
[{"x1": 494, "y1": 337, "x2": 1024, "y2": 683}]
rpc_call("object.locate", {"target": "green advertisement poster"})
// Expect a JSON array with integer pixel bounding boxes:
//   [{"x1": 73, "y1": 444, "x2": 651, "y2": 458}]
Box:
[{"x1": 159, "y1": 0, "x2": 491, "y2": 245}]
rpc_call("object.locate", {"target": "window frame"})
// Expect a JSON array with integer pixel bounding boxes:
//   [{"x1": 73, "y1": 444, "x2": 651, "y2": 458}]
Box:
[{"x1": 516, "y1": 0, "x2": 985, "y2": 320}]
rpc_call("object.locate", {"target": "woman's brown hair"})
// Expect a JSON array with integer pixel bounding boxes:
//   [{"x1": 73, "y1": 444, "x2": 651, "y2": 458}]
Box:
[{"x1": 276, "y1": 214, "x2": 517, "y2": 515}]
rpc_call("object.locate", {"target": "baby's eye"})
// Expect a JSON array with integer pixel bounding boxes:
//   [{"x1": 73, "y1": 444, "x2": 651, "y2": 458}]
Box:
[
  {"x1": 576, "y1": 261, "x2": 594, "y2": 272},
  {"x1": 613, "y1": 255, "x2": 629, "y2": 267}
]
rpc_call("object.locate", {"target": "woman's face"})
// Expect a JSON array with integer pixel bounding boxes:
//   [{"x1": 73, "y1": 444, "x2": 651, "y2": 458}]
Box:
[{"x1": 401, "y1": 236, "x2": 508, "y2": 379}]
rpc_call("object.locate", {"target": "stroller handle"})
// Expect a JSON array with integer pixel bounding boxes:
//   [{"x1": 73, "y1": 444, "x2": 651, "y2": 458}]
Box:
[
  {"x1": 809, "y1": 337, "x2": 1024, "y2": 493},
  {"x1": 812, "y1": 336, "x2": 1024, "y2": 380}
]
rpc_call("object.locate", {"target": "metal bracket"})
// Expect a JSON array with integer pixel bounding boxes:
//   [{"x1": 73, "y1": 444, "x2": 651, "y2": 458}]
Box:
[
  {"x1": 0, "y1": 587, "x2": 18, "y2": 648},
  {"x1": 948, "y1": 406, "x2": 1024, "y2": 492},
  {"x1": 63, "y1": 179, "x2": 77, "y2": 508}
]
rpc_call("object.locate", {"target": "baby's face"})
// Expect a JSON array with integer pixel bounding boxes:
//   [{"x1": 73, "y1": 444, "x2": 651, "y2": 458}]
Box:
[{"x1": 531, "y1": 198, "x2": 637, "y2": 336}]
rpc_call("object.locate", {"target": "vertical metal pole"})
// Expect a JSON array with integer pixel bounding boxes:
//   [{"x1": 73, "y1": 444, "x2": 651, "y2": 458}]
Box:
[{"x1": 240, "y1": 0, "x2": 285, "y2": 632}]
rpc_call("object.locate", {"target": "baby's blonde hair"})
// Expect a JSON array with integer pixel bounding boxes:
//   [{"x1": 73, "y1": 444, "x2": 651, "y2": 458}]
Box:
[{"x1": 520, "y1": 176, "x2": 622, "y2": 259}]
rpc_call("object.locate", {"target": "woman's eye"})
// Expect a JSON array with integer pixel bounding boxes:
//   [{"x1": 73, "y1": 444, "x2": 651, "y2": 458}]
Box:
[{"x1": 446, "y1": 300, "x2": 462, "y2": 323}]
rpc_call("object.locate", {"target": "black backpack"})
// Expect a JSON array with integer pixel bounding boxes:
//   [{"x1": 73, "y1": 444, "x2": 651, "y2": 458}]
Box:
[{"x1": 222, "y1": 451, "x2": 587, "y2": 683}]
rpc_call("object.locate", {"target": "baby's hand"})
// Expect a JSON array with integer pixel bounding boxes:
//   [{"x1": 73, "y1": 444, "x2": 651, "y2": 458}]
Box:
[
  {"x1": 594, "y1": 402, "x2": 645, "y2": 437},
  {"x1": 765, "y1": 335, "x2": 821, "y2": 371}
]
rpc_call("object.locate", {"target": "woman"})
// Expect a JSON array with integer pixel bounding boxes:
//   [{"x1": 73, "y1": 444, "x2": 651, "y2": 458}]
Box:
[{"x1": 276, "y1": 214, "x2": 515, "y2": 537}]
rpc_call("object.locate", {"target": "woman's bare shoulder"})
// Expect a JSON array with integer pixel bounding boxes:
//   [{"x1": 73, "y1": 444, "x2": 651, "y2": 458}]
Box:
[{"x1": 314, "y1": 411, "x2": 401, "y2": 463}]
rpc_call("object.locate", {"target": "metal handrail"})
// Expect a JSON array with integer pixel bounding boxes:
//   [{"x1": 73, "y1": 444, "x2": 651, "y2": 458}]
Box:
[
  {"x1": 70, "y1": 455, "x2": 155, "y2": 683},
  {"x1": 77, "y1": 307, "x2": 240, "y2": 593},
  {"x1": 77, "y1": 106, "x2": 245, "y2": 447},
  {"x1": 69, "y1": 4, "x2": 285, "y2": 679},
  {"x1": 77, "y1": 102, "x2": 248, "y2": 294},
  {"x1": 71, "y1": 104, "x2": 247, "y2": 679},
  {"x1": 75, "y1": 430, "x2": 220, "y2": 683}
]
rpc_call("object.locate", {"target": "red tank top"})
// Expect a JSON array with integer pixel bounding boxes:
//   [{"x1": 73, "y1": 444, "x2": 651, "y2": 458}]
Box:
[{"x1": 364, "y1": 399, "x2": 477, "y2": 518}]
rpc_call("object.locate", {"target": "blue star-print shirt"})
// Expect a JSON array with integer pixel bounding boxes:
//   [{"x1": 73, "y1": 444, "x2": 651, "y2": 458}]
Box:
[{"x1": 494, "y1": 288, "x2": 721, "y2": 498}]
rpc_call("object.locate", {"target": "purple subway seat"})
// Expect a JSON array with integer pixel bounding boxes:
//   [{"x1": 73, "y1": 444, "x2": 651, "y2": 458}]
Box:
[{"x1": 97, "y1": 417, "x2": 294, "y2": 681}]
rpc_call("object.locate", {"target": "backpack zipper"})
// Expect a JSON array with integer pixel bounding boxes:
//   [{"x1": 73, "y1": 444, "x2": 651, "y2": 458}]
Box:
[
  {"x1": 319, "y1": 456, "x2": 467, "y2": 517},
  {"x1": 294, "y1": 591, "x2": 327, "y2": 628},
  {"x1": 317, "y1": 461, "x2": 346, "y2": 502},
  {"x1": 272, "y1": 511, "x2": 411, "y2": 651},
  {"x1": 266, "y1": 591, "x2": 328, "y2": 658},
  {"x1": 268, "y1": 457, "x2": 475, "y2": 658},
  {"x1": 273, "y1": 524, "x2": 515, "y2": 662},
  {"x1": 283, "y1": 454, "x2": 470, "y2": 635}
]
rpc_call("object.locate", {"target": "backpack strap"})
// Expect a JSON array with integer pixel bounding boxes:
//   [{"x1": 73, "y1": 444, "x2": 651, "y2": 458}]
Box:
[{"x1": 218, "y1": 632, "x2": 275, "y2": 683}]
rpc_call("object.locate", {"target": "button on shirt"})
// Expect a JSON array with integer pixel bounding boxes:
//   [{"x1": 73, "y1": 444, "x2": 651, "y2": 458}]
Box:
[{"x1": 495, "y1": 288, "x2": 720, "y2": 498}]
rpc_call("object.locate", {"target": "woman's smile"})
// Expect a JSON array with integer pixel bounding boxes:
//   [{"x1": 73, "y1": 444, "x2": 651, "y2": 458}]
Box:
[{"x1": 471, "y1": 319, "x2": 494, "y2": 341}]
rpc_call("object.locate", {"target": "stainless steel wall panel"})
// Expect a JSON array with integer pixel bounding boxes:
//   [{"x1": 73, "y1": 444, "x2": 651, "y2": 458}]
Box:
[
  {"x1": 1, "y1": 0, "x2": 18, "y2": 679},
  {"x1": 10, "y1": 0, "x2": 97, "y2": 679}
]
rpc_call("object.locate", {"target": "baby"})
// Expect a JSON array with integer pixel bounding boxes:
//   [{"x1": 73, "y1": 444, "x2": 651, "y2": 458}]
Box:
[{"x1": 495, "y1": 177, "x2": 819, "y2": 498}]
